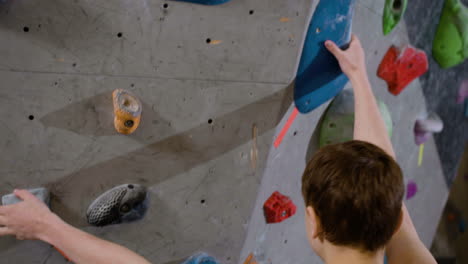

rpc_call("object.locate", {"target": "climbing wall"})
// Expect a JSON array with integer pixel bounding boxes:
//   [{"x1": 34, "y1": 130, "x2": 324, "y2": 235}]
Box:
[
  {"x1": 405, "y1": 0, "x2": 468, "y2": 186},
  {"x1": 0, "y1": 0, "x2": 448, "y2": 263}
]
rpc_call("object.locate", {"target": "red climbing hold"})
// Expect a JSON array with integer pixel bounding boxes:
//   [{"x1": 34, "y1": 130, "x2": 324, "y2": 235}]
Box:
[
  {"x1": 377, "y1": 45, "x2": 428, "y2": 95},
  {"x1": 263, "y1": 191, "x2": 296, "y2": 224}
]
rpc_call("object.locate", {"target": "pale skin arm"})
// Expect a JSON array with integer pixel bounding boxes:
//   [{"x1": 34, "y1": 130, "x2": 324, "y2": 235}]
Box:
[
  {"x1": 325, "y1": 35, "x2": 437, "y2": 264},
  {"x1": 0, "y1": 189, "x2": 151, "y2": 264}
]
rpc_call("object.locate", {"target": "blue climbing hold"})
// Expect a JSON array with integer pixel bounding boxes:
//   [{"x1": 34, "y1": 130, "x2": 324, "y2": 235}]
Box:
[
  {"x1": 294, "y1": 0, "x2": 356, "y2": 114},
  {"x1": 182, "y1": 253, "x2": 220, "y2": 264},
  {"x1": 171, "y1": 0, "x2": 231, "y2": 5}
]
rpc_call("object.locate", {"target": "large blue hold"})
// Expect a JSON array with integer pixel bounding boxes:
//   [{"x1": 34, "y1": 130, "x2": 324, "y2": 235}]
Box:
[
  {"x1": 294, "y1": 0, "x2": 356, "y2": 114},
  {"x1": 181, "y1": 253, "x2": 220, "y2": 264},
  {"x1": 170, "y1": 0, "x2": 231, "y2": 5}
]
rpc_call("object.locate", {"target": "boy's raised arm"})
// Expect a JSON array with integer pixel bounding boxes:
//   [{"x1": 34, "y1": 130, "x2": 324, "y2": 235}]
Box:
[{"x1": 325, "y1": 35, "x2": 437, "y2": 264}]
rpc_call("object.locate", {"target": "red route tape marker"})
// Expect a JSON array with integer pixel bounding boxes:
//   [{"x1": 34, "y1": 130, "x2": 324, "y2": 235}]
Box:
[{"x1": 274, "y1": 107, "x2": 299, "y2": 148}]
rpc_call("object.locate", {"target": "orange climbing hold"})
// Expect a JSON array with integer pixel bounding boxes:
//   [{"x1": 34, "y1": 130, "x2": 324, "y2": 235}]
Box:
[
  {"x1": 112, "y1": 89, "x2": 142, "y2": 135},
  {"x1": 377, "y1": 45, "x2": 428, "y2": 95},
  {"x1": 243, "y1": 253, "x2": 258, "y2": 264}
]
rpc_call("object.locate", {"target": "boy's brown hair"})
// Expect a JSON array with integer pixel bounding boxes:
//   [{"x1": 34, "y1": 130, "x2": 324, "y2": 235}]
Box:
[{"x1": 302, "y1": 140, "x2": 404, "y2": 252}]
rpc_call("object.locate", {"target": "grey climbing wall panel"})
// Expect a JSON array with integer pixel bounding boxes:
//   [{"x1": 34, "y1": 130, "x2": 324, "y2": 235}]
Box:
[
  {"x1": 0, "y1": 0, "x2": 311, "y2": 83},
  {"x1": 0, "y1": 0, "x2": 448, "y2": 263}
]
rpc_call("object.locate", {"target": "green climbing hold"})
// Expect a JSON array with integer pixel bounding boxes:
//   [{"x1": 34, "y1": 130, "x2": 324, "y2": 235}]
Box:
[
  {"x1": 319, "y1": 89, "x2": 393, "y2": 147},
  {"x1": 433, "y1": 0, "x2": 468, "y2": 68},
  {"x1": 383, "y1": 0, "x2": 408, "y2": 35}
]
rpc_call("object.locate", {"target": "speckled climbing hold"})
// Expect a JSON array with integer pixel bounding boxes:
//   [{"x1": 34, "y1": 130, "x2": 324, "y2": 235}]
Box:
[
  {"x1": 377, "y1": 45, "x2": 428, "y2": 95},
  {"x1": 414, "y1": 113, "x2": 444, "y2": 145},
  {"x1": 113, "y1": 89, "x2": 142, "y2": 135},
  {"x1": 87, "y1": 184, "x2": 148, "y2": 226},
  {"x1": 171, "y1": 0, "x2": 231, "y2": 5},
  {"x1": 294, "y1": 0, "x2": 356, "y2": 113},
  {"x1": 433, "y1": 0, "x2": 468, "y2": 68},
  {"x1": 182, "y1": 253, "x2": 220, "y2": 264},
  {"x1": 319, "y1": 89, "x2": 393, "y2": 147},
  {"x1": 406, "y1": 180, "x2": 418, "y2": 200},
  {"x1": 383, "y1": 0, "x2": 408, "y2": 35},
  {"x1": 263, "y1": 191, "x2": 296, "y2": 224}
]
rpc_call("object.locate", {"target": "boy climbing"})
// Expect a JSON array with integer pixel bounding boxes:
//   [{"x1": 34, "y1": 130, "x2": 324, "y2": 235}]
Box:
[
  {"x1": 301, "y1": 35, "x2": 437, "y2": 264},
  {"x1": 0, "y1": 36, "x2": 437, "y2": 264}
]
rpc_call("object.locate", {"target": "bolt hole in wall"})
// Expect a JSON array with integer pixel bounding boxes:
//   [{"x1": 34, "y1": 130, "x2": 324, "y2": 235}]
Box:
[
  {"x1": 28, "y1": 115, "x2": 34, "y2": 120},
  {"x1": 72, "y1": 63, "x2": 77, "y2": 67},
  {"x1": 393, "y1": 0, "x2": 402, "y2": 10},
  {"x1": 206, "y1": 38, "x2": 211, "y2": 44},
  {"x1": 23, "y1": 26, "x2": 29, "y2": 32},
  {"x1": 249, "y1": 10, "x2": 254, "y2": 15},
  {"x1": 163, "y1": 3, "x2": 169, "y2": 9},
  {"x1": 124, "y1": 120, "x2": 134, "y2": 128},
  {"x1": 200, "y1": 199, "x2": 206, "y2": 204},
  {"x1": 208, "y1": 119, "x2": 213, "y2": 124},
  {"x1": 117, "y1": 32, "x2": 123, "y2": 38},
  {"x1": 293, "y1": 131, "x2": 297, "y2": 136}
]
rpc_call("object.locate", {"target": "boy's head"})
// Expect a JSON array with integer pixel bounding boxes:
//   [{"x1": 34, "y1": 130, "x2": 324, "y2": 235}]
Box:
[{"x1": 302, "y1": 140, "x2": 404, "y2": 255}]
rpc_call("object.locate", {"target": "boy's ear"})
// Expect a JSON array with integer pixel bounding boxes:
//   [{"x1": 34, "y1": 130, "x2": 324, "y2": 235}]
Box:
[{"x1": 306, "y1": 206, "x2": 320, "y2": 238}]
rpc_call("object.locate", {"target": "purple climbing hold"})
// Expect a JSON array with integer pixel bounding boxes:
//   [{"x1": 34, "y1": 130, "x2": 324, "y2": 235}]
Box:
[
  {"x1": 414, "y1": 132, "x2": 431, "y2": 146},
  {"x1": 458, "y1": 80, "x2": 468, "y2": 117},
  {"x1": 457, "y1": 80, "x2": 468, "y2": 104},
  {"x1": 414, "y1": 113, "x2": 443, "y2": 145},
  {"x1": 406, "y1": 180, "x2": 418, "y2": 200}
]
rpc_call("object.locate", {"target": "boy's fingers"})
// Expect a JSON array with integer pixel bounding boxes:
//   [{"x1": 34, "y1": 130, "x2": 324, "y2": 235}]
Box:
[
  {"x1": 0, "y1": 205, "x2": 11, "y2": 215},
  {"x1": 350, "y1": 34, "x2": 361, "y2": 47},
  {"x1": 0, "y1": 227, "x2": 14, "y2": 236},
  {"x1": 13, "y1": 189, "x2": 36, "y2": 202},
  {"x1": 325, "y1": 40, "x2": 344, "y2": 59}
]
